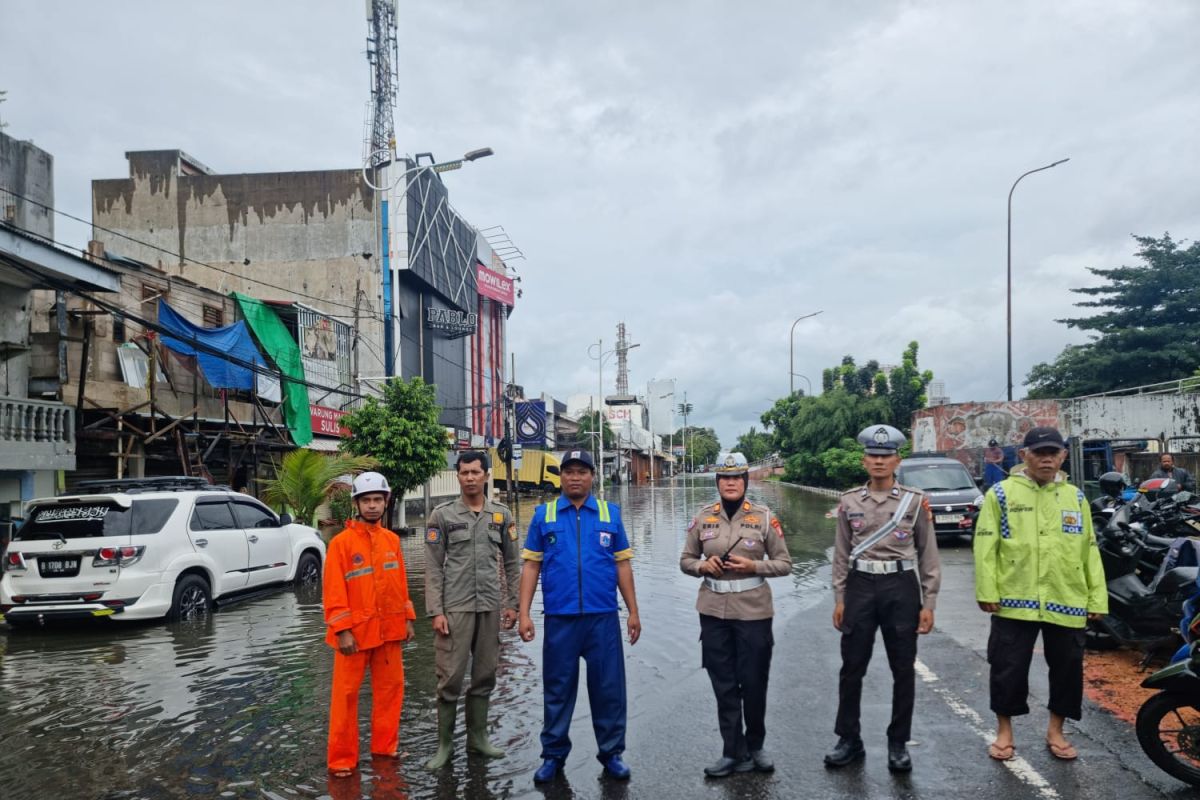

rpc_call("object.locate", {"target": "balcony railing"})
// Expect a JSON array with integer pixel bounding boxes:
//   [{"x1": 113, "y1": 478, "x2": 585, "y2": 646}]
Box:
[{"x1": 0, "y1": 397, "x2": 75, "y2": 470}]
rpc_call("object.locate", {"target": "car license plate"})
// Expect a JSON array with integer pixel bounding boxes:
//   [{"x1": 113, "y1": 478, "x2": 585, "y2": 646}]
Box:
[
  {"x1": 935, "y1": 513, "x2": 964, "y2": 524},
  {"x1": 37, "y1": 556, "x2": 81, "y2": 577}
]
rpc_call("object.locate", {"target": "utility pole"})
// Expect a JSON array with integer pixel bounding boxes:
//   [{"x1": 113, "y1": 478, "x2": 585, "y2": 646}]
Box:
[{"x1": 678, "y1": 393, "x2": 693, "y2": 473}]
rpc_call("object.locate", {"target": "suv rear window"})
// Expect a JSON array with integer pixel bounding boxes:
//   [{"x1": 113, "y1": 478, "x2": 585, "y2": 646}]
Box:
[
  {"x1": 898, "y1": 463, "x2": 976, "y2": 492},
  {"x1": 15, "y1": 499, "x2": 179, "y2": 540}
]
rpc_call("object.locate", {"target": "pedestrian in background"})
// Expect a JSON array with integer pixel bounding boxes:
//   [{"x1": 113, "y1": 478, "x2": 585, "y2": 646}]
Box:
[
  {"x1": 1149, "y1": 453, "x2": 1195, "y2": 492},
  {"x1": 423, "y1": 450, "x2": 520, "y2": 769},
  {"x1": 322, "y1": 472, "x2": 416, "y2": 778},
  {"x1": 679, "y1": 451, "x2": 792, "y2": 778},
  {"x1": 517, "y1": 449, "x2": 642, "y2": 784},
  {"x1": 974, "y1": 426, "x2": 1107, "y2": 762},
  {"x1": 826, "y1": 425, "x2": 941, "y2": 773}
]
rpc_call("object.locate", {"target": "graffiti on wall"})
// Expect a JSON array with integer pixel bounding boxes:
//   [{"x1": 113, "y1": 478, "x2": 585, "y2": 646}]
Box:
[{"x1": 912, "y1": 400, "x2": 1061, "y2": 453}]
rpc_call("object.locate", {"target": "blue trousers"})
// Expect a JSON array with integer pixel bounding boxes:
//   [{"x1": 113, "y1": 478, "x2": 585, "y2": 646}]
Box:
[{"x1": 542, "y1": 611, "x2": 626, "y2": 762}]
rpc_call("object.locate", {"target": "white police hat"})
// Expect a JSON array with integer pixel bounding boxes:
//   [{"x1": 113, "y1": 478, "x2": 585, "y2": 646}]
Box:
[{"x1": 857, "y1": 424, "x2": 906, "y2": 455}]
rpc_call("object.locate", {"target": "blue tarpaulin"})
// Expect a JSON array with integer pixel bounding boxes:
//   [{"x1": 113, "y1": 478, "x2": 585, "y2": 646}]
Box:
[{"x1": 157, "y1": 299, "x2": 268, "y2": 391}]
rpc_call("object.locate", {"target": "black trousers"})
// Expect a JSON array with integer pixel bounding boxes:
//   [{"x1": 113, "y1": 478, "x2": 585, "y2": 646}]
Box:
[
  {"x1": 834, "y1": 570, "x2": 922, "y2": 744},
  {"x1": 700, "y1": 614, "x2": 774, "y2": 759},
  {"x1": 987, "y1": 615, "x2": 1085, "y2": 720}
]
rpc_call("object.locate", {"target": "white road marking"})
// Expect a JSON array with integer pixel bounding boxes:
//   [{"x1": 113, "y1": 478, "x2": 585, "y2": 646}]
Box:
[{"x1": 915, "y1": 659, "x2": 1061, "y2": 799}]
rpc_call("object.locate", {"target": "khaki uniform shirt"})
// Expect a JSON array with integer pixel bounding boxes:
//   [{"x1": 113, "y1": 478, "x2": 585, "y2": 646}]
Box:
[
  {"x1": 679, "y1": 499, "x2": 793, "y2": 621},
  {"x1": 832, "y1": 483, "x2": 942, "y2": 610},
  {"x1": 424, "y1": 497, "x2": 520, "y2": 617}
]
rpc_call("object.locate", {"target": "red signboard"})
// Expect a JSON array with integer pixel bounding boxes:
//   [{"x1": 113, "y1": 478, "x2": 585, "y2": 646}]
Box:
[
  {"x1": 476, "y1": 263, "x2": 515, "y2": 306},
  {"x1": 310, "y1": 405, "x2": 350, "y2": 437}
]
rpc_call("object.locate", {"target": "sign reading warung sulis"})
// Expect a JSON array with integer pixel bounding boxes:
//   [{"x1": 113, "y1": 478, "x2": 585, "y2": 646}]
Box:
[
  {"x1": 476, "y1": 263, "x2": 515, "y2": 306},
  {"x1": 310, "y1": 405, "x2": 350, "y2": 437}
]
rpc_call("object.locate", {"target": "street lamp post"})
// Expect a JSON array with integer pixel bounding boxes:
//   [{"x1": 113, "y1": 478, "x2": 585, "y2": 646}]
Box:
[
  {"x1": 1007, "y1": 158, "x2": 1069, "y2": 401},
  {"x1": 790, "y1": 311, "x2": 824, "y2": 395},
  {"x1": 362, "y1": 146, "x2": 495, "y2": 376},
  {"x1": 588, "y1": 339, "x2": 639, "y2": 499}
]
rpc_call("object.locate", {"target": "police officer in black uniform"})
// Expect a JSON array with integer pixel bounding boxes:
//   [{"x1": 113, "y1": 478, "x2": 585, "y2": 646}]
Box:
[{"x1": 825, "y1": 425, "x2": 942, "y2": 773}]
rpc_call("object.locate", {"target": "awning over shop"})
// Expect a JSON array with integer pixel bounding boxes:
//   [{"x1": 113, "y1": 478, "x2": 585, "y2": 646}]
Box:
[{"x1": 232, "y1": 292, "x2": 313, "y2": 446}]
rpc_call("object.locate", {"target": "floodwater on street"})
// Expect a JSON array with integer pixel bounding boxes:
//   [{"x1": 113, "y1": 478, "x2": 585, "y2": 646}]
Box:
[{"x1": 0, "y1": 479, "x2": 838, "y2": 800}]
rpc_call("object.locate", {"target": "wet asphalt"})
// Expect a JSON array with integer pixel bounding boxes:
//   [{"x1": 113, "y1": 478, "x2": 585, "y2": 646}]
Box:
[{"x1": 0, "y1": 479, "x2": 1193, "y2": 799}]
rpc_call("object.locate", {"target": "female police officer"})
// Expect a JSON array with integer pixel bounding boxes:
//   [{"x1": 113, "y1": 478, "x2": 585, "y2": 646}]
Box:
[{"x1": 680, "y1": 452, "x2": 792, "y2": 778}]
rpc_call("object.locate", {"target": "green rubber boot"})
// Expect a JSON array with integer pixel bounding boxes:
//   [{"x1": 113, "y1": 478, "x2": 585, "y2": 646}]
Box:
[
  {"x1": 465, "y1": 695, "x2": 504, "y2": 758},
  {"x1": 423, "y1": 700, "x2": 457, "y2": 770}
]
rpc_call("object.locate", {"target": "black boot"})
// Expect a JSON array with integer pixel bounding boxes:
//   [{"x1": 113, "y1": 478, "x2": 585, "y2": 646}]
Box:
[
  {"x1": 823, "y1": 736, "x2": 865, "y2": 768},
  {"x1": 887, "y1": 741, "x2": 912, "y2": 773}
]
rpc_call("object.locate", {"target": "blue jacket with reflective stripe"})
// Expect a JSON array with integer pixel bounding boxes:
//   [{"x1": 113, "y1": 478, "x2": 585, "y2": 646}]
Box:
[{"x1": 522, "y1": 494, "x2": 632, "y2": 615}]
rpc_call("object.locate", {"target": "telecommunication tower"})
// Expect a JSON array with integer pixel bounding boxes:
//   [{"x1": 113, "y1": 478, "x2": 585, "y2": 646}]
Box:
[
  {"x1": 365, "y1": 0, "x2": 398, "y2": 166},
  {"x1": 615, "y1": 322, "x2": 632, "y2": 396}
]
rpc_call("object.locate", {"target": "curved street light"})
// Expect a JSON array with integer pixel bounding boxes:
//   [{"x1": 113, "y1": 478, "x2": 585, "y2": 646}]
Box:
[
  {"x1": 1007, "y1": 158, "x2": 1069, "y2": 400},
  {"x1": 790, "y1": 311, "x2": 824, "y2": 395},
  {"x1": 361, "y1": 146, "x2": 495, "y2": 191}
]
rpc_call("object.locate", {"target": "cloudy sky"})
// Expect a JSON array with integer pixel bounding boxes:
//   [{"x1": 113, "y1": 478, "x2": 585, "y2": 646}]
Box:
[{"x1": 3, "y1": 1, "x2": 1198, "y2": 445}]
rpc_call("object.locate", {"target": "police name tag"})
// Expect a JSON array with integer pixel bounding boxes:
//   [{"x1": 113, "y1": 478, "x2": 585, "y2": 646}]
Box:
[
  {"x1": 1062, "y1": 510, "x2": 1083, "y2": 534},
  {"x1": 700, "y1": 530, "x2": 719, "y2": 541}
]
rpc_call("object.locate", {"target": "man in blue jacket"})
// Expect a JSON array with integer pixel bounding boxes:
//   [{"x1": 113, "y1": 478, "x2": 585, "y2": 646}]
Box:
[{"x1": 518, "y1": 449, "x2": 642, "y2": 783}]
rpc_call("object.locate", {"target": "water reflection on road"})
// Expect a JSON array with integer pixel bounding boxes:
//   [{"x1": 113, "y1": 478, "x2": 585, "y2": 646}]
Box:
[{"x1": 0, "y1": 478, "x2": 837, "y2": 799}]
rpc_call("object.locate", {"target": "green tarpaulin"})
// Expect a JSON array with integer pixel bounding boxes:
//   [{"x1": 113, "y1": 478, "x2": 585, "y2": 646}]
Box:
[{"x1": 233, "y1": 292, "x2": 313, "y2": 446}]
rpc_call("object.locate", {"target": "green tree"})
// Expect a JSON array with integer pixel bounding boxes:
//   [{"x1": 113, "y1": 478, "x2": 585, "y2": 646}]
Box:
[
  {"x1": 339, "y1": 377, "x2": 448, "y2": 515},
  {"x1": 735, "y1": 426, "x2": 773, "y2": 463},
  {"x1": 886, "y1": 341, "x2": 932, "y2": 433},
  {"x1": 675, "y1": 426, "x2": 721, "y2": 469},
  {"x1": 576, "y1": 410, "x2": 615, "y2": 450},
  {"x1": 782, "y1": 437, "x2": 867, "y2": 488},
  {"x1": 1026, "y1": 233, "x2": 1200, "y2": 398},
  {"x1": 259, "y1": 449, "x2": 379, "y2": 526}
]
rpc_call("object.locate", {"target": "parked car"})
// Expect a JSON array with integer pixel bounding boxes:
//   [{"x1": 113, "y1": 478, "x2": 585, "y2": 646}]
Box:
[
  {"x1": 897, "y1": 454, "x2": 983, "y2": 538},
  {"x1": 0, "y1": 476, "x2": 325, "y2": 626}
]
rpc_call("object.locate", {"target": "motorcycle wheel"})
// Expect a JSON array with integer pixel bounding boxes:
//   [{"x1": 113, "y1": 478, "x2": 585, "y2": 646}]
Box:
[{"x1": 1136, "y1": 691, "x2": 1200, "y2": 786}]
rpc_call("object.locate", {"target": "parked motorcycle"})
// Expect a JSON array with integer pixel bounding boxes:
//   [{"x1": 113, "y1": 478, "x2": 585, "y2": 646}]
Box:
[
  {"x1": 1137, "y1": 641, "x2": 1200, "y2": 787},
  {"x1": 1089, "y1": 509, "x2": 1198, "y2": 654}
]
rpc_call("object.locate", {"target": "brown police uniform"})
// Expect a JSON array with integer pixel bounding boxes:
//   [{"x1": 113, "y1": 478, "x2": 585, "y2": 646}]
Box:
[
  {"x1": 832, "y1": 484, "x2": 941, "y2": 745},
  {"x1": 424, "y1": 497, "x2": 521, "y2": 702},
  {"x1": 680, "y1": 499, "x2": 792, "y2": 761}
]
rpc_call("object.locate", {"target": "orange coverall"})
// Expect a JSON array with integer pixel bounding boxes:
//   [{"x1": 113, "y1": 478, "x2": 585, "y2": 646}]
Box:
[{"x1": 323, "y1": 518, "x2": 417, "y2": 772}]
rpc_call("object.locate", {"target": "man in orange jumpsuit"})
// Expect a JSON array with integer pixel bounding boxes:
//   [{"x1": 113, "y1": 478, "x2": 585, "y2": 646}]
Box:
[{"x1": 323, "y1": 471, "x2": 416, "y2": 777}]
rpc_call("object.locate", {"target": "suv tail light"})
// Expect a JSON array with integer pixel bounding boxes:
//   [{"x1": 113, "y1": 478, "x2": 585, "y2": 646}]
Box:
[
  {"x1": 93, "y1": 546, "x2": 146, "y2": 568},
  {"x1": 4, "y1": 552, "x2": 26, "y2": 572}
]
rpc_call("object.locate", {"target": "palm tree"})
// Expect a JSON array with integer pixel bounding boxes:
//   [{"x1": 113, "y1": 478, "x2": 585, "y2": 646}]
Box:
[{"x1": 260, "y1": 449, "x2": 379, "y2": 527}]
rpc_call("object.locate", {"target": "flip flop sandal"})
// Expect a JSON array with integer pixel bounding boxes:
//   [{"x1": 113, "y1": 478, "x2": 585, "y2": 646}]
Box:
[
  {"x1": 1046, "y1": 741, "x2": 1078, "y2": 760},
  {"x1": 988, "y1": 742, "x2": 1015, "y2": 761}
]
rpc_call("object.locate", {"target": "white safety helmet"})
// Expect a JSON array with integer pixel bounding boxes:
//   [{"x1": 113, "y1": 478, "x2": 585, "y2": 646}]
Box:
[{"x1": 351, "y1": 471, "x2": 391, "y2": 499}]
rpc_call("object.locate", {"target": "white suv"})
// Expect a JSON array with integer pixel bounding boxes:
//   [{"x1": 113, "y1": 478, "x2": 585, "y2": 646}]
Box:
[{"x1": 0, "y1": 477, "x2": 325, "y2": 626}]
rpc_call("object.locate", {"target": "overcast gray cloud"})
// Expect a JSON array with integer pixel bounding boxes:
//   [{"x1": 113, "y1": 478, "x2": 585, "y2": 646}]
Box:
[{"x1": 3, "y1": 0, "x2": 1198, "y2": 445}]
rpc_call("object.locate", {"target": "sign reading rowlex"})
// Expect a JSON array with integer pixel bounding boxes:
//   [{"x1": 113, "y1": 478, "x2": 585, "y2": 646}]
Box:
[
  {"x1": 425, "y1": 306, "x2": 478, "y2": 337},
  {"x1": 476, "y1": 264, "x2": 515, "y2": 306}
]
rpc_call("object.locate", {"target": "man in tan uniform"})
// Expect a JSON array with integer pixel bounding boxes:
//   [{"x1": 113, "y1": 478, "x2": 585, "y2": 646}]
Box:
[
  {"x1": 680, "y1": 452, "x2": 793, "y2": 777},
  {"x1": 826, "y1": 425, "x2": 941, "y2": 774},
  {"x1": 423, "y1": 450, "x2": 520, "y2": 769}
]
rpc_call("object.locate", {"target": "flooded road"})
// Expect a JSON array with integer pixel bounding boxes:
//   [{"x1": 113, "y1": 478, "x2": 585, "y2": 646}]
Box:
[{"x1": 0, "y1": 479, "x2": 838, "y2": 799}]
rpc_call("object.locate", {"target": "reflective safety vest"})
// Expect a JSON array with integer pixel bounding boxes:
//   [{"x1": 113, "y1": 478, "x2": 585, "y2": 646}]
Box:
[
  {"x1": 521, "y1": 494, "x2": 632, "y2": 615},
  {"x1": 323, "y1": 518, "x2": 416, "y2": 649},
  {"x1": 973, "y1": 475, "x2": 1108, "y2": 628}
]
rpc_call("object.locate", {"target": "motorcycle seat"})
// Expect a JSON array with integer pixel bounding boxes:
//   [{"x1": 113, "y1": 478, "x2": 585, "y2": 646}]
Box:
[{"x1": 1158, "y1": 566, "x2": 1200, "y2": 596}]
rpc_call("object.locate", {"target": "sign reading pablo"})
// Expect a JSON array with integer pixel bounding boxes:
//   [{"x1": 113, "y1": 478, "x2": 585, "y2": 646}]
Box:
[
  {"x1": 425, "y1": 306, "x2": 478, "y2": 337},
  {"x1": 310, "y1": 405, "x2": 350, "y2": 437}
]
